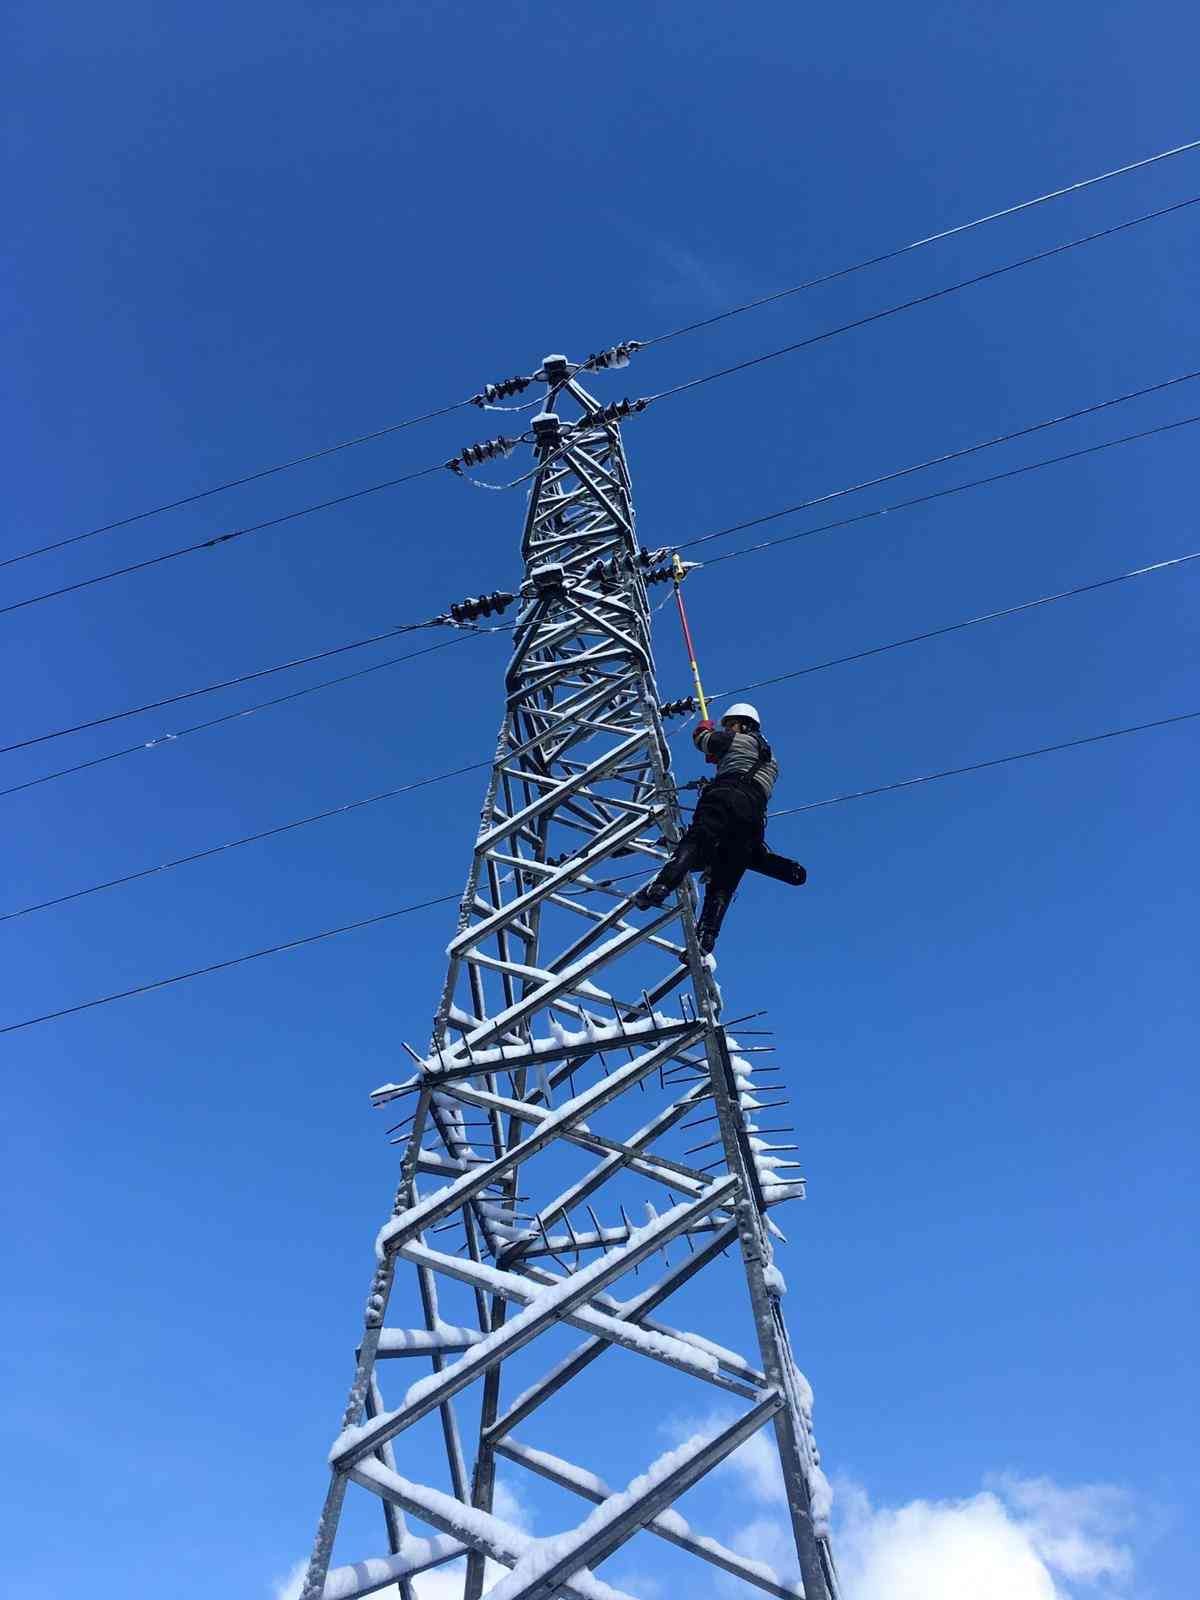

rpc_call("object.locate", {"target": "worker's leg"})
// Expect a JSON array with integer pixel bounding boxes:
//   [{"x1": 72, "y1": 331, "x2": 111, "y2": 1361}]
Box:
[
  {"x1": 696, "y1": 856, "x2": 746, "y2": 954},
  {"x1": 748, "y1": 839, "x2": 807, "y2": 886},
  {"x1": 634, "y1": 803, "x2": 722, "y2": 909}
]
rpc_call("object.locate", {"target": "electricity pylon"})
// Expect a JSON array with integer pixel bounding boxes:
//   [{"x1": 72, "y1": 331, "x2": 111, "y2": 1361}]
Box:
[{"x1": 298, "y1": 357, "x2": 839, "y2": 1600}]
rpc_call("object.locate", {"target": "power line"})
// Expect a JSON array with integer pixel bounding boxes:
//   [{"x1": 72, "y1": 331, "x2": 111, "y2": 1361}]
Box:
[
  {"x1": 0, "y1": 893, "x2": 462, "y2": 1037},
  {"x1": 0, "y1": 460, "x2": 446, "y2": 620},
  {"x1": 3, "y1": 403, "x2": 478, "y2": 572},
  {"x1": 10, "y1": 137, "x2": 1195, "y2": 576},
  {"x1": 700, "y1": 414, "x2": 1200, "y2": 570},
  {"x1": 770, "y1": 708, "x2": 1200, "y2": 817},
  {"x1": 677, "y1": 370, "x2": 1200, "y2": 554},
  {"x1": 13, "y1": 371, "x2": 1185, "y2": 763},
  {"x1": 639, "y1": 137, "x2": 1200, "y2": 349},
  {"x1": 7, "y1": 402, "x2": 1193, "y2": 804},
  {"x1": 707, "y1": 550, "x2": 1200, "y2": 706},
  {"x1": 6, "y1": 705, "x2": 1197, "y2": 1036},
  {"x1": 0, "y1": 759, "x2": 491, "y2": 923},
  {"x1": 0, "y1": 619, "x2": 448, "y2": 756},
  {"x1": 642, "y1": 196, "x2": 1200, "y2": 408},
  {"x1": 9, "y1": 197, "x2": 1197, "y2": 620},
  {"x1": 7, "y1": 370, "x2": 1180, "y2": 768},
  {"x1": 7, "y1": 544, "x2": 1194, "y2": 922},
  {"x1": 0, "y1": 632, "x2": 488, "y2": 800}
]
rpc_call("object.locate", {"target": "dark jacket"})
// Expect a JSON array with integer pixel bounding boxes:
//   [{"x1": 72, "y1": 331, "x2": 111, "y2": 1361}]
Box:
[{"x1": 692, "y1": 726, "x2": 779, "y2": 802}]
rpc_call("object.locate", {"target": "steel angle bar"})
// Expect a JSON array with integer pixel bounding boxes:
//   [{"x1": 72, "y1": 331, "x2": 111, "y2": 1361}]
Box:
[
  {"x1": 493, "y1": 1435, "x2": 802, "y2": 1600},
  {"x1": 435, "y1": 1081, "x2": 716, "y2": 1197},
  {"x1": 452, "y1": 908, "x2": 682, "y2": 1055},
  {"x1": 520, "y1": 1080, "x2": 712, "y2": 1243},
  {"x1": 375, "y1": 1025, "x2": 705, "y2": 1258},
  {"x1": 334, "y1": 1179, "x2": 739, "y2": 1467},
  {"x1": 474, "y1": 729, "x2": 649, "y2": 853},
  {"x1": 397, "y1": 1234, "x2": 760, "y2": 1403},
  {"x1": 520, "y1": 1258, "x2": 765, "y2": 1388},
  {"x1": 347, "y1": 1460, "x2": 621, "y2": 1600},
  {"x1": 417, "y1": 1019, "x2": 696, "y2": 1086},
  {"x1": 447, "y1": 811, "x2": 655, "y2": 958},
  {"x1": 483, "y1": 1222, "x2": 744, "y2": 1441},
  {"x1": 318, "y1": 1537, "x2": 467, "y2": 1600},
  {"x1": 486, "y1": 1396, "x2": 784, "y2": 1600}
]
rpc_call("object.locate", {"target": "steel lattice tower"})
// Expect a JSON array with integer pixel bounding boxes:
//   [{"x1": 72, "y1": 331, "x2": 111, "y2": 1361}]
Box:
[{"x1": 298, "y1": 357, "x2": 839, "y2": 1600}]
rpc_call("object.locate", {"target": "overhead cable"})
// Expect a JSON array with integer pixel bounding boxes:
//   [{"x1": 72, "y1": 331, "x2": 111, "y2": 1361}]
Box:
[
  {"x1": 707, "y1": 551, "x2": 1200, "y2": 705},
  {"x1": 638, "y1": 137, "x2": 1200, "y2": 349},
  {"x1": 11, "y1": 372, "x2": 1186, "y2": 763},
  {"x1": 7, "y1": 401, "x2": 1194, "y2": 799},
  {"x1": 0, "y1": 893, "x2": 462, "y2": 1037},
  {"x1": 0, "y1": 760, "x2": 491, "y2": 924},
  {"x1": 5, "y1": 706, "x2": 1197, "y2": 1036},
  {"x1": 1, "y1": 402, "x2": 479, "y2": 574},
  {"x1": 0, "y1": 620, "x2": 441, "y2": 755},
  {"x1": 7, "y1": 545, "x2": 1194, "y2": 923},
  {"x1": 0, "y1": 461, "x2": 448, "y2": 620},
  {"x1": 677, "y1": 370, "x2": 1200, "y2": 554},
  {"x1": 0, "y1": 633, "x2": 489, "y2": 800},
  {"x1": 700, "y1": 414, "x2": 1200, "y2": 569},
  {"x1": 639, "y1": 196, "x2": 1200, "y2": 408},
  {"x1": 10, "y1": 192, "x2": 1198, "y2": 609},
  {"x1": 2, "y1": 594, "x2": 517, "y2": 757},
  {"x1": 12, "y1": 135, "x2": 1194, "y2": 573},
  {"x1": 770, "y1": 708, "x2": 1200, "y2": 817}
]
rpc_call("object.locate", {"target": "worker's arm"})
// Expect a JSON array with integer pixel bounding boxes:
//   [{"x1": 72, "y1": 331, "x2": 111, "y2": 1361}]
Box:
[{"x1": 692, "y1": 721, "x2": 733, "y2": 765}]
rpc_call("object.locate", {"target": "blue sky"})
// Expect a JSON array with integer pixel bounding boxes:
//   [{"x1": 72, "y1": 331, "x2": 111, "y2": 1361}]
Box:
[{"x1": 3, "y1": 4, "x2": 1197, "y2": 1597}]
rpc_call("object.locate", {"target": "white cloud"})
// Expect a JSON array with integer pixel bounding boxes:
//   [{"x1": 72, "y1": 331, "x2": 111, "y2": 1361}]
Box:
[
  {"x1": 272, "y1": 1560, "x2": 306, "y2": 1600},
  {"x1": 991, "y1": 1474, "x2": 1135, "y2": 1583},
  {"x1": 274, "y1": 1460, "x2": 1136, "y2": 1600},
  {"x1": 830, "y1": 1475, "x2": 1135, "y2": 1600}
]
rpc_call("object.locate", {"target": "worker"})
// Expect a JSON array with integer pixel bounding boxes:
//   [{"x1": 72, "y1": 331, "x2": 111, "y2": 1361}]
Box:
[{"x1": 634, "y1": 702, "x2": 806, "y2": 952}]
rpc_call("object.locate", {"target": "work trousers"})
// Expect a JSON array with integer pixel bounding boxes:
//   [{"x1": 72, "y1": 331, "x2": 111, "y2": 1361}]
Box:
[{"x1": 659, "y1": 782, "x2": 796, "y2": 898}]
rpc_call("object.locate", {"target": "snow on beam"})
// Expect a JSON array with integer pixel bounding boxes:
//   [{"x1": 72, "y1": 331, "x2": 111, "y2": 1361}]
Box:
[
  {"x1": 333, "y1": 1184, "x2": 738, "y2": 1470},
  {"x1": 519, "y1": 1259, "x2": 764, "y2": 1389},
  {"x1": 348, "y1": 1459, "x2": 635, "y2": 1600},
  {"x1": 475, "y1": 729, "x2": 648, "y2": 853},
  {"x1": 396, "y1": 1016, "x2": 695, "y2": 1087},
  {"x1": 525, "y1": 1080, "x2": 711, "y2": 1240},
  {"x1": 494, "y1": 1434, "x2": 803, "y2": 1600},
  {"x1": 446, "y1": 812, "x2": 655, "y2": 959},
  {"x1": 452, "y1": 912, "x2": 680, "y2": 1057},
  {"x1": 437, "y1": 1084, "x2": 715, "y2": 1201},
  {"x1": 484, "y1": 1399, "x2": 784, "y2": 1600},
  {"x1": 376, "y1": 1321, "x2": 484, "y2": 1358},
  {"x1": 373, "y1": 1026, "x2": 705, "y2": 1260},
  {"x1": 319, "y1": 1534, "x2": 464, "y2": 1600}
]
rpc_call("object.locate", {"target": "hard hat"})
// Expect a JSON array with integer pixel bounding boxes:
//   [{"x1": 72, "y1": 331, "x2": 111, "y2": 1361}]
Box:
[{"x1": 722, "y1": 702, "x2": 761, "y2": 727}]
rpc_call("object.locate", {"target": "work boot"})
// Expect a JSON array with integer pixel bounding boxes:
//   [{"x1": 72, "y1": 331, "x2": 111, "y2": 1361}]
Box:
[
  {"x1": 633, "y1": 881, "x2": 670, "y2": 911},
  {"x1": 696, "y1": 887, "x2": 732, "y2": 954},
  {"x1": 634, "y1": 835, "x2": 700, "y2": 911}
]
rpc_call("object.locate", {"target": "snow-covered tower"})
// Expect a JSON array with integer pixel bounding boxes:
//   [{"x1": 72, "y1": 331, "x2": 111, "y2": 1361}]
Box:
[{"x1": 298, "y1": 357, "x2": 840, "y2": 1600}]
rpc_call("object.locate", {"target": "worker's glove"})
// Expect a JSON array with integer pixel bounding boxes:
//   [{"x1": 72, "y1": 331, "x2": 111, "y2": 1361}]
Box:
[{"x1": 694, "y1": 719, "x2": 715, "y2": 735}]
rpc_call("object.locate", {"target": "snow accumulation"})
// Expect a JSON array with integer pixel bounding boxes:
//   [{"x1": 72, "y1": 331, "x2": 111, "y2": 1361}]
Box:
[
  {"x1": 321, "y1": 1534, "x2": 463, "y2": 1600},
  {"x1": 484, "y1": 1435, "x2": 715, "y2": 1600},
  {"x1": 341, "y1": 1205, "x2": 728, "y2": 1462},
  {"x1": 497, "y1": 1438, "x2": 796, "y2": 1588},
  {"x1": 377, "y1": 1319, "x2": 484, "y2": 1355},
  {"x1": 422, "y1": 1011, "x2": 684, "y2": 1075},
  {"x1": 762, "y1": 1263, "x2": 788, "y2": 1298}
]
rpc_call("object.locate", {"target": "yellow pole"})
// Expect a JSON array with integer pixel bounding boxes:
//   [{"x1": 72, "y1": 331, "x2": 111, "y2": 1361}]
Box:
[{"x1": 671, "y1": 554, "x2": 709, "y2": 721}]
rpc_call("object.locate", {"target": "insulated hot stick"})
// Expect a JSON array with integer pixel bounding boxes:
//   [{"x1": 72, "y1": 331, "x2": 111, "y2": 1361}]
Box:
[{"x1": 671, "y1": 554, "x2": 709, "y2": 721}]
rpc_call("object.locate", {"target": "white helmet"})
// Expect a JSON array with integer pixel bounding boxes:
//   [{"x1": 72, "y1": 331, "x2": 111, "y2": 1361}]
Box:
[{"x1": 722, "y1": 702, "x2": 761, "y2": 727}]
